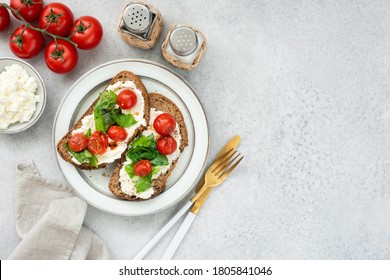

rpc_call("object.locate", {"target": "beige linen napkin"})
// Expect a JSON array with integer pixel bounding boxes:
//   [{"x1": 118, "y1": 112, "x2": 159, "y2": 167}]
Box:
[{"x1": 8, "y1": 160, "x2": 109, "y2": 260}]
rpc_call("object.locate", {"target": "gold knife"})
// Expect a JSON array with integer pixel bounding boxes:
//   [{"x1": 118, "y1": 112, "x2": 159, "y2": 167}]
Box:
[{"x1": 191, "y1": 135, "x2": 241, "y2": 214}]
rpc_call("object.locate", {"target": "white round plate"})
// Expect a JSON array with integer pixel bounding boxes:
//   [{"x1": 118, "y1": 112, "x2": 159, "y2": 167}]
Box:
[
  {"x1": 53, "y1": 59, "x2": 209, "y2": 216},
  {"x1": 0, "y1": 57, "x2": 46, "y2": 134}
]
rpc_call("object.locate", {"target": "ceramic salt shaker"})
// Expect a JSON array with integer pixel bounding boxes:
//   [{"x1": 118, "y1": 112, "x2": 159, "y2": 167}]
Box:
[{"x1": 117, "y1": 1, "x2": 163, "y2": 49}]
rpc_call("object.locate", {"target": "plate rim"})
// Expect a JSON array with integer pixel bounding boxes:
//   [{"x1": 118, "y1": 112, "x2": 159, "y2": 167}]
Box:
[{"x1": 52, "y1": 58, "x2": 209, "y2": 216}]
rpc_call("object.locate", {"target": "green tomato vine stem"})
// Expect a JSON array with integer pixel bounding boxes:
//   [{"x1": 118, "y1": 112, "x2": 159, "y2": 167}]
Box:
[{"x1": 0, "y1": 2, "x2": 77, "y2": 48}]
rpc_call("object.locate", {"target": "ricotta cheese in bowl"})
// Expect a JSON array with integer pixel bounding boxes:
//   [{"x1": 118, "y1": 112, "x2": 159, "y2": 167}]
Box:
[{"x1": 0, "y1": 58, "x2": 46, "y2": 133}]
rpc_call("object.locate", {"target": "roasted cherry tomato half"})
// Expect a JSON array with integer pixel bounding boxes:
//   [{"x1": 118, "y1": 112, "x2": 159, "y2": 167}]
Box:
[
  {"x1": 107, "y1": 125, "x2": 127, "y2": 141},
  {"x1": 117, "y1": 89, "x2": 137, "y2": 110},
  {"x1": 70, "y1": 16, "x2": 103, "y2": 50},
  {"x1": 87, "y1": 131, "x2": 108, "y2": 155},
  {"x1": 45, "y1": 39, "x2": 78, "y2": 74},
  {"x1": 133, "y1": 159, "x2": 152, "y2": 177},
  {"x1": 153, "y1": 113, "x2": 176, "y2": 136},
  {"x1": 9, "y1": 25, "x2": 44, "y2": 59},
  {"x1": 157, "y1": 135, "x2": 177, "y2": 155},
  {"x1": 0, "y1": 6, "x2": 11, "y2": 31},
  {"x1": 68, "y1": 133, "x2": 88, "y2": 152},
  {"x1": 38, "y1": 2, "x2": 74, "y2": 36},
  {"x1": 10, "y1": 0, "x2": 43, "y2": 22}
]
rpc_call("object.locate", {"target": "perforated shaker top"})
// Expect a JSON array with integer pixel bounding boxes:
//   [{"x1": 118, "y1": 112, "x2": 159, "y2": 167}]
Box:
[
  {"x1": 123, "y1": 3, "x2": 151, "y2": 34},
  {"x1": 169, "y1": 26, "x2": 198, "y2": 56}
]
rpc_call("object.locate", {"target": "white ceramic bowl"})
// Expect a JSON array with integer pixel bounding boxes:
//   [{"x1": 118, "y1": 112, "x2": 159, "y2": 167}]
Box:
[{"x1": 0, "y1": 57, "x2": 46, "y2": 134}]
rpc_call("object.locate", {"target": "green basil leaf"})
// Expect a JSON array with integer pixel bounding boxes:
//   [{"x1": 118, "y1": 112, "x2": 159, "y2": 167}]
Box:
[
  {"x1": 103, "y1": 111, "x2": 115, "y2": 132},
  {"x1": 111, "y1": 109, "x2": 137, "y2": 128},
  {"x1": 131, "y1": 135, "x2": 152, "y2": 149},
  {"x1": 66, "y1": 144, "x2": 98, "y2": 168},
  {"x1": 150, "y1": 153, "x2": 168, "y2": 166},
  {"x1": 126, "y1": 148, "x2": 139, "y2": 163},
  {"x1": 125, "y1": 163, "x2": 135, "y2": 178},
  {"x1": 147, "y1": 134, "x2": 157, "y2": 149},
  {"x1": 151, "y1": 166, "x2": 160, "y2": 176},
  {"x1": 126, "y1": 147, "x2": 155, "y2": 163},
  {"x1": 83, "y1": 149, "x2": 98, "y2": 168},
  {"x1": 135, "y1": 146, "x2": 157, "y2": 160},
  {"x1": 135, "y1": 173, "x2": 153, "y2": 193},
  {"x1": 67, "y1": 144, "x2": 87, "y2": 163},
  {"x1": 126, "y1": 134, "x2": 168, "y2": 167},
  {"x1": 94, "y1": 108, "x2": 106, "y2": 133},
  {"x1": 85, "y1": 128, "x2": 91, "y2": 138},
  {"x1": 95, "y1": 90, "x2": 117, "y2": 111}
]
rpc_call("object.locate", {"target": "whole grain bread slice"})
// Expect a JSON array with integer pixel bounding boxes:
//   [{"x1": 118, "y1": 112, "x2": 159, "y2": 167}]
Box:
[
  {"x1": 56, "y1": 70, "x2": 150, "y2": 170},
  {"x1": 109, "y1": 93, "x2": 188, "y2": 201}
]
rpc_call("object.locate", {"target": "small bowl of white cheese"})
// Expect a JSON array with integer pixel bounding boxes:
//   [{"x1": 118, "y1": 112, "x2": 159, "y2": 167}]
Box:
[{"x1": 0, "y1": 57, "x2": 46, "y2": 133}]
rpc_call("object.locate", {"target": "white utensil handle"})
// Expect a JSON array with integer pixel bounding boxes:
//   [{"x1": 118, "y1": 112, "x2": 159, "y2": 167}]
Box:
[
  {"x1": 161, "y1": 212, "x2": 196, "y2": 260},
  {"x1": 133, "y1": 201, "x2": 193, "y2": 260}
]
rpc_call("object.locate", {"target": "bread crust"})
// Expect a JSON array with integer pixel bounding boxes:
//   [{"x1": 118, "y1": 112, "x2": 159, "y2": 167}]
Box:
[
  {"x1": 109, "y1": 93, "x2": 188, "y2": 201},
  {"x1": 56, "y1": 71, "x2": 150, "y2": 170}
]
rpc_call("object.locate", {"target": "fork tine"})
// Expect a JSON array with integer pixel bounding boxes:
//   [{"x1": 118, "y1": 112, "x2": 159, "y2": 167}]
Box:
[
  {"x1": 215, "y1": 148, "x2": 234, "y2": 162},
  {"x1": 218, "y1": 156, "x2": 243, "y2": 181},
  {"x1": 214, "y1": 152, "x2": 241, "y2": 177},
  {"x1": 208, "y1": 148, "x2": 235, "y2": 172},
  {"x1": 212, "y1": 150, "x2": 237, "y2": 173}
]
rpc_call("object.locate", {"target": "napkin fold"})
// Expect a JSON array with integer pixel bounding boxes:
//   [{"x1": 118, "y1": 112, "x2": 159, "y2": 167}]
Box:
[{"x1": 8, "y1": 161, "x2": 109, "y2": 260}]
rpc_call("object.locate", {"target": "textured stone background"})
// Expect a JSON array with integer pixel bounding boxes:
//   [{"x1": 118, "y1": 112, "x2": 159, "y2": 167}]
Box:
[{"x1": 1, "y1": 0, "x2": 389, "y2": 259}]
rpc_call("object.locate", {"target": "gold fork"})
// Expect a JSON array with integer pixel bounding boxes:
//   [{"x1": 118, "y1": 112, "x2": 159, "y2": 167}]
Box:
[
  {"x1": 191, "y1": 136, "x2": 241, "y2": 214},
  {"x1": 191, "y1": 149, "x2": 244, "y2": 203}
]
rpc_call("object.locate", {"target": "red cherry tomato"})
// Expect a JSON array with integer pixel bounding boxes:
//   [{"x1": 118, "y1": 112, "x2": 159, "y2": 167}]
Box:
[
  {"x1": 38, "y1": 2, "x2": 74, "y2": 36},
  {"x1": 45, "y1": 39, "x2": 78, "y2": 74},
  {"x1": 153, "y1": 113, "x2": 176, "y2": 136},
  {"x1": 117, "y1": 89, "x2": 137, "y2": 110},
  {"x1": 133, "y1": 159, "x2": 152, "y2": 177},
  {"x1": 87, "y1": 131, "x2": 108, "y2": 155},
  {"x1": 157, "y1": 135, "x2": 177, "y2": 155},
  {"x1": 68, "y1": 133, "x2": 88, "y2": 152},
  {"x1": 9, "y1": 25, "x2": 44, "y2": 59},
  {"x1": 10, "y1": 0, "x2": 43, "y2": 22},
  {"x1": 70, "y1": 16, "x2": 103, "y2": 50},
  {"x1": 107, "y1": 126, "x2": 128, "y2": 141},
  {"x1": 0, "y1": 6, "x2": 10, "y2": 31}
]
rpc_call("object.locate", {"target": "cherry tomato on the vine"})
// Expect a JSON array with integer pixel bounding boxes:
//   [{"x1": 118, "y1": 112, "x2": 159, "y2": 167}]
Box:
[
  {"x1": 10, "y1": 0, "x2": 43, "y2": 22},
  {"x1": 38, "y1": 2, "x2": 74, "y2": 36},
  {"x1": 45, "y1": 39, "x2": 78, "y2": 74},
  {"x1": 70, "y1": 16, "x2": 103, "y2": 50},
  {"x1": 9, "y1": 25, "x2": 44, "y2": 58},
  {"x1": 133, "y1": 160, "x2": 152, "y2": 177},
  {"x1": 0, "y1": 6, "x2": 10, "y2": 31}
]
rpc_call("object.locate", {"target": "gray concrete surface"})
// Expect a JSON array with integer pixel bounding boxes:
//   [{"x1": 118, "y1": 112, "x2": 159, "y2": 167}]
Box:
[{"x1": 1, "y1": 0, "x2": 390, "y2": 259}]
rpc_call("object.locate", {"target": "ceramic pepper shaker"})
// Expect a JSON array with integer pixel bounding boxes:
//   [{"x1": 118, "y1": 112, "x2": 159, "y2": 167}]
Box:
[{"x1": 161, "y1": 24, "x2": 207, "y2": 70}]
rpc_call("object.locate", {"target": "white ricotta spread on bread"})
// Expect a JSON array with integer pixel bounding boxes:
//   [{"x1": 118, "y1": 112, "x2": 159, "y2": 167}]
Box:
[
  {"x1": 71, "y1": 80, "x2": 146, "y2": 165},
  {"x1": 119, "y1": 108, "x2": 182, "y2": 199}
]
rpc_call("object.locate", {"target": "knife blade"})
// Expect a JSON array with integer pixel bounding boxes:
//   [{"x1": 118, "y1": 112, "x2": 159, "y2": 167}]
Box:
[{"x1": 191, "y1": 135, "x2": 240, "y2": 214}]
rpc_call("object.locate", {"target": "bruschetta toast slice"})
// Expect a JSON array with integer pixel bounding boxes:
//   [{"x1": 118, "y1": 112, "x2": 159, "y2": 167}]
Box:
[
  {"x1": 57, "y1": 71, "x2": 150, "y2": 169},
  {"x1": 109, "y1": 93, "x2": 188, "y2": 201}
]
